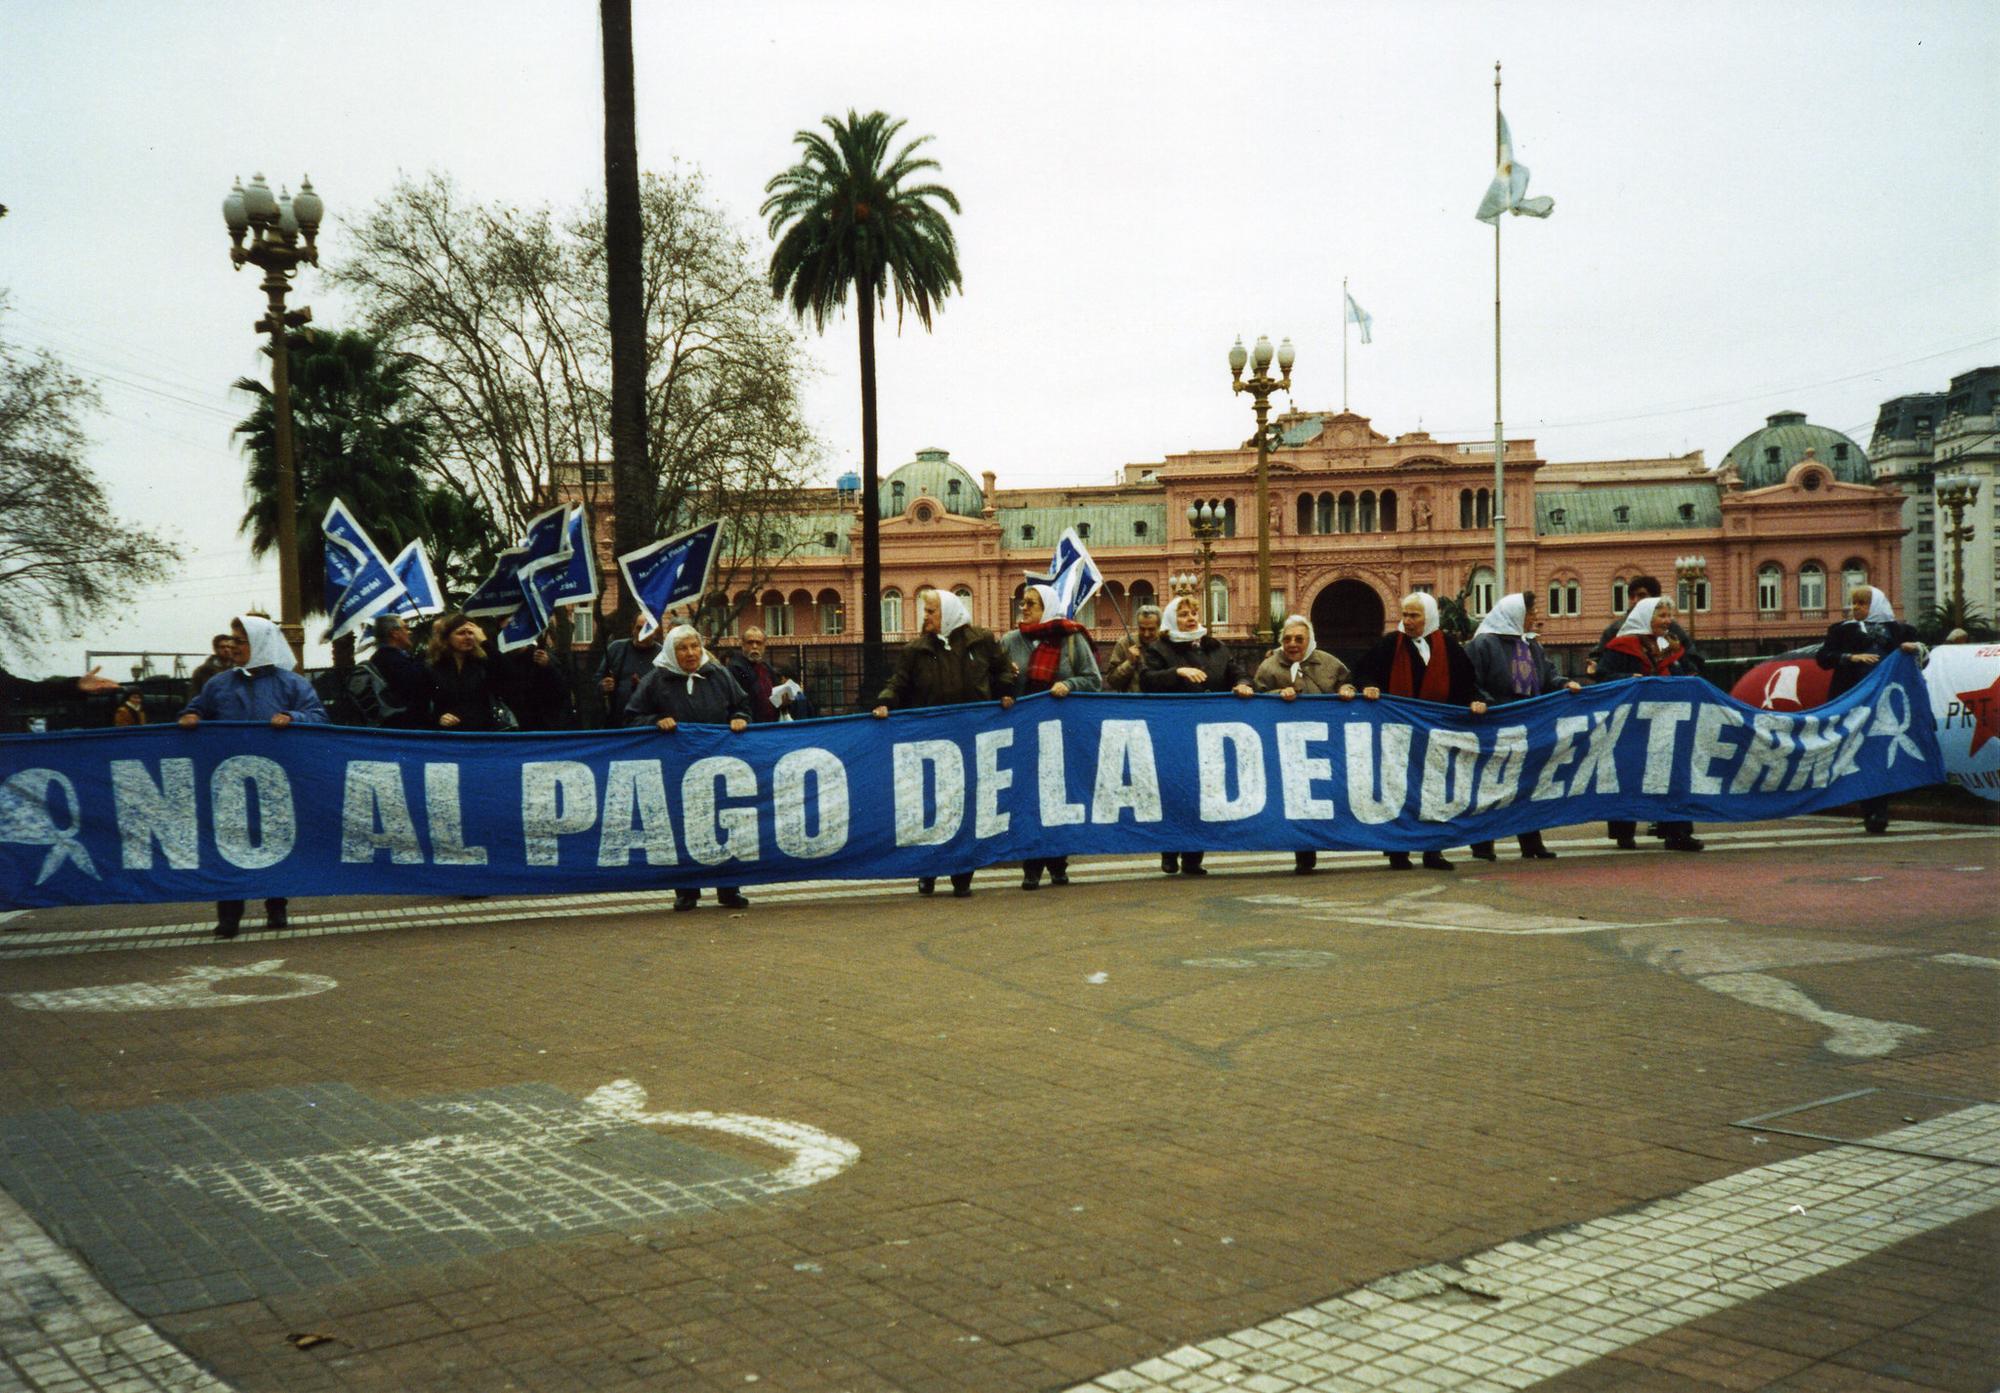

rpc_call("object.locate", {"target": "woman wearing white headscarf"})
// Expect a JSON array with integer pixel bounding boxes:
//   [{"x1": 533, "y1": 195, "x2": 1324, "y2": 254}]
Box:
[
  {"x1": 1463, "y1": 594, "x2": 1581, "y2": 861},
  {"x1": 1253, "y1": 614, "x2": 1352, "y2": 873},
  {"x1": 627, "y1": 624, "x2": 753, "y2": 910},
  {"x1": 873, "y1": 588, "x2": 1017, "y2": 897},
  {"x1": 1815, "y1": 584, "x2": 1924, "y2": 834},
  {"x1": 1345, "y1": 593, "x2": 1485, "y2": 870},
  {"x1": 1000, "y1": 584, "x2": 1103, "y2": 889},
  {"x1": 1597, "y1": 596, "x2": 1703, "y2": 852},
  {"x1": 177, "y1": 615, "x2": 328, "y2": 939},
  {"x1": 1141, "y1": 592, "x2": 1254, "y2": 876}
]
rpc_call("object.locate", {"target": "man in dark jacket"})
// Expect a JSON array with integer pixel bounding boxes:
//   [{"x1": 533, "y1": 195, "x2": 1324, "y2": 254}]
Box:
[
  {"x1": 871, "y1": 589, "x2": 1016, "y2": 897},
  {"x1": 597, "y1": 614, "x2": 662, "y2": 727},
  {"x1": 495, "y1": 637, "x2": 574, "y2": 731},
  {"x1": 724, "y1": 626, "x2": 784, "y2": 723},
  {"x1": 186, "y1": 633, "x2": 238, "y2": 699},
  {"x1": 1815, "y1": 584, "x2": 1924, "y2": 835},
  {"x1": 354, "y1": 615, "x2": 433, "y2": 729}
]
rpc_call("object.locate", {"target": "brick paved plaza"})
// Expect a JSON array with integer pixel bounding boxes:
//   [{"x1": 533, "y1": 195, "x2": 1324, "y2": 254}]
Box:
[{"x1": 1, "y1": 817, "x2": 1995, "y2": 1392}]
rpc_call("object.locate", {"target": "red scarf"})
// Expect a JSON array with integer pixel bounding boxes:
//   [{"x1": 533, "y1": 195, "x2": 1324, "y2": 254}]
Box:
[
  {"x1": 1605, "y1": 633, "x2": 1684, "y2": 675},
  {"x1": 1020, "y1": 619, "x2": 1081, "y2": 687},
  {"x1": 1387, "y1": 632, "x2": 1453, "y2": 701}
]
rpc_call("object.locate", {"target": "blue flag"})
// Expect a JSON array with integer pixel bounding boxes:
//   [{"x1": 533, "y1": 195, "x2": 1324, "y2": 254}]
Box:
[
  {"x1": 496, "y1": 507, "x2": 601, "y2": 652},
  {"x1": 388, "y1": 541, "x2": 443, "y2": 618},
  {"x1": 619, "y1": 519, "x2": 722, "y2": 640},
  {"x1": 1026, "y1": 526, "x2": 1103, "y2": 620},
  {"x1": 321, "y1": 500, "x2": 409, "y2": 641},
  {"x1": 463, "y1": 505, "x2": 571, "y2": 619}
]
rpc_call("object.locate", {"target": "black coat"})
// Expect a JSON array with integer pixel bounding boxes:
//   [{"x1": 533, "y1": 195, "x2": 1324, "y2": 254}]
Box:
[
  {"x1": 1463, "y1": 633, "x2": 1561, "y2": 705},
  {"x1": 625, "y1": 659, "x2": 753, "y2": 727},
  {"x1": 428, "y1": 656, "x2": 506, "y2": 730},
  {"x1": 1139, "y1": 634, "x2": 1245, "y2": 692},
  {"x1": 495, "y1": 649, "x2": 573, "y2": 731},
  {"x1": 876, "y1": 626, "x2": 1015, "y2": 710},
  {"x1": 1352, "y1": 631, "x2": 1480, "y2": 706},
  {"x1": 723, "y1": 653, "x2": 781, "y2": 723},
  {"x1": 597, "y1": 638, "x2": 661, "y2": 726},
  {"x1": 1815, "y1": 620, "x2": 1921, "y2": 700},
  {"x1": 367, "y1": 645, "x2": 435, "y2": 729}
]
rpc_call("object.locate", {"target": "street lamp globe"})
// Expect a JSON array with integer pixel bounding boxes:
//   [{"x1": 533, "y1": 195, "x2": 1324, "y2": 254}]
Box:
[
  {"x1": 222, "y1": 178, "x2": 248, "y2": 234},
  {"x1": 243, "y1": 172, "x2": 277, "y2": 224},
  {"x1": 277, "y1": 189, "x2": 299, "y2": 239},
  {"x1": 292, "y1": 177, "x2": 323, "y2": 233},
  {"x1": 1228, "y1": 336, "x2": 1248, "y2": 381},
  {"x1": 1276, "y1": 337, "x2": 1296, "y2": 375},
  {"x1": 1252, "y1": 335, "x2": 1274, "y2": 374}
]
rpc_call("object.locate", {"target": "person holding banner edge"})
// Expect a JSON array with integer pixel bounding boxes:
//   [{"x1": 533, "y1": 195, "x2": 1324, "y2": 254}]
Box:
[
  {"x1": 873, "y1": 588, "x2": 1017, "y2": 897},
  {"x1": 1001, "y1": 583, "x2": 1103, "y2": 889},
  {"x1": 1252, "y1": 614, "x2": 1352, "y2": 873},
  {"x1": 1141, "y1": 593, "x2": 1254, "y2": 875},
  {"x1": 1597, "y1": 596, "x2": 1704, "y2": 852},
  {"x1": 427, "y1": 613, "x2": 512, "y2": 731},
  {"x1": 1815, "y1": 584, "x2": 1924, "y2": 835},
  {"x1": 626, "y1": 624, "x2": 753, "y2": 911},
  {"x1": 1464, "y1": 593, "x2": 1580, "y2": 860}
]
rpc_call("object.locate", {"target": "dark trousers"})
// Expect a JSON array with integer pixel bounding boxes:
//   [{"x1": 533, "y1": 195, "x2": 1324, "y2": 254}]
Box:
[
  {"x1": 1609, "y1": 820, "x2": 1691, "y2": 842},
  {"x1": 216, "y1": 898, "x2": 286, "y2": 929}
]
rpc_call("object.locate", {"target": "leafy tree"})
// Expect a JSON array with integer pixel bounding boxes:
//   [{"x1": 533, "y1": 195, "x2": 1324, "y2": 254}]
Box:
[
  {"x1": 233, "y1": 328, "x2": 500, "y2": 636},
  {"x1": 1435, "y1": 585, "x2": 1476, "y2": 641},
  {"x1": 0, "y1": 304, "x2": 178, "y2": 660},
  {"x1": 1916, "y1": 599, "x2": 1997, "y2": 644},
  {"x1": 763, "y1": 109, "x2": 963, "y2": 693}
]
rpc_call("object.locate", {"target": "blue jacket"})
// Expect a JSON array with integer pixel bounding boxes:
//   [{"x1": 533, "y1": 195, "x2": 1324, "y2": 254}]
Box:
[{"x1": 181, "y1": 667, "x2": 328, "y2": 723}]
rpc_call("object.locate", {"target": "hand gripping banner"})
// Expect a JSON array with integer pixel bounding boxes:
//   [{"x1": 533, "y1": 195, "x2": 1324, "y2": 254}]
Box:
[{"x1": 0, "y1": 656, "x2": 1943, "y2": 908}]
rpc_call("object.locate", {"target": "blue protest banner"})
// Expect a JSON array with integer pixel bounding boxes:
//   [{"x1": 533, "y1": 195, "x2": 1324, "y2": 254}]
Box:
[
  {"x1": 0, "y1": 656, "x2": 1941, "y2": 908},
  {"x1": 388, "y1": 541, "x2": 444, "y2": 618},
  {"x1": 321, "y1": 501, "x2": 409, "y2": 641},
  {"x1": 619, "y1": 520, "x2": 721, "y2": 639},
  {"x1": 498, "y1": 507, "x2": 600, "y2": 652},
  {"x1": 463, "y1": 506, "x2": 570, "y2": 619}
]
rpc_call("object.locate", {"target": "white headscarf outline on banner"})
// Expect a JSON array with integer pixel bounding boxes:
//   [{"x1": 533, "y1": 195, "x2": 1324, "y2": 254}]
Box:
[{"x1": 1024, "y1": 526, "x2": 1103, "y2": 621}]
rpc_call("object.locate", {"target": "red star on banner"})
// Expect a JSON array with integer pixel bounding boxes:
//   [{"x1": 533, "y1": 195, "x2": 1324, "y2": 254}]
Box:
[{"x1": 1958, "y1": 671, "x2": 2000, "y2": 756}]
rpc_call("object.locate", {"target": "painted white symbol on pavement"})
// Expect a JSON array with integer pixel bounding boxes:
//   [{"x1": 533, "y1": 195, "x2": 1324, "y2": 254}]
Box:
[
  {"x1": 1239, "y1": 885, "x2": 1721, "y2": 936},
  {"x1": 1933, "y1": 952, "x2": 2000, "y2": 971},
  {"x1": 167, "y1": 1080, "x2": 856, "y2": 1235},
  {"x1": 5, "y1": 959, "x2": 337, "y2": 1013},
  {"x1": 1183, "y1": 949, "x2": 1342, "y2": 971},
  {"x1": 1695, "y1": 972, "x2": 1930, "y2": 1057}
]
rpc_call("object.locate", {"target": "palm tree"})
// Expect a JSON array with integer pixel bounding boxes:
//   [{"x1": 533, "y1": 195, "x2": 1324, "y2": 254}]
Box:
[
  {"x1": 764, "y1": 110, "x2": 962, "y2": 694},
  {"x1": 599, "y1": 0, "x2": 651, "y2": 642}
]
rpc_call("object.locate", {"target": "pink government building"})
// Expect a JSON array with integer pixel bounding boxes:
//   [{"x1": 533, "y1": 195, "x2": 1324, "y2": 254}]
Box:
[{"x1": 642, "y1": 403, "x2": 1904, "y2": 670}]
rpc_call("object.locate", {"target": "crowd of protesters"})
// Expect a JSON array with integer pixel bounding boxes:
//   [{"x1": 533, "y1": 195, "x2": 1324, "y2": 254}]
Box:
[{"x1": 1, "y1": 566, "x2": 1930, "y2": 933}]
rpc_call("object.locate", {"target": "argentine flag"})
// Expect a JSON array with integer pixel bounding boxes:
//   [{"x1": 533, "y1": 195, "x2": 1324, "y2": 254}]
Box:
[
  {"x1": 1344, "y1": 290, "x2": 1373, "y2": 344},
  {"x1": 1475, "y1": 112, "x2": 1556, "y2": 224}
]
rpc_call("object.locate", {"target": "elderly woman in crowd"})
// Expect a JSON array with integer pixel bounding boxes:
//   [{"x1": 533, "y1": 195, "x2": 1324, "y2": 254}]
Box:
[
  {"x1": 1344, "y1": 592, "x2": 1487, "y2": 871},
  {"x1": 427, "y1": 612, "x2": 511, "y2": 731},
  {"x1": 1000, "y1": 583, "x2": 1103, "y2": 889},
  {"x1": 1815, "y1": 584, "x2": 1924, "y2": 835},
  {"x1": 1102, "y1": 603, "x2": 1164, "y2": 693},
  {"x1": 1597, "y1": 596, "x2": 1704, "y2": 852},
  {"x1": 1464, "y1": 593, "x2": 1580, "y2": 861},
  {"x1": 1141, "y1": 593, "x2": 1254, "y2": 875},
  {"x1": 628, "y1": 623, "x2": 753, "y2": 911},
  {"x1": 1253, "y1": 614, "x2": 1352, "y2": 874},
  {"x1": 178, "y1": 615, "x2": 328, "y2": 939},
  {"x1": 873, "y1": 589, "x2": 1017, "y2": 897}
]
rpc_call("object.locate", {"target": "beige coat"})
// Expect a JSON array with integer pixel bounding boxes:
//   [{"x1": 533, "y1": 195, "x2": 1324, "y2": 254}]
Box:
[{"x1": 1252, "y1": 647, "x2": 1351, "y2": 695}]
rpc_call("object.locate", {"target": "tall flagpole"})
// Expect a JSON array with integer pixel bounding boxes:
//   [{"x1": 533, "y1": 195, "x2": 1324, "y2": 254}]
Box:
[
  {"x1": 1342, "y1": 275, "x2": 1350, "y2": 412},
  {"x1": 1491, "y1": 61, "x2": 1507, "y2": 596}
]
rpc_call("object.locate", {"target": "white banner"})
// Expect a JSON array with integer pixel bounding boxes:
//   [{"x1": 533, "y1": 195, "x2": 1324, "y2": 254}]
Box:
[{"x1": 1925, "y1": 642, "x2": 2000, "y2": 801}]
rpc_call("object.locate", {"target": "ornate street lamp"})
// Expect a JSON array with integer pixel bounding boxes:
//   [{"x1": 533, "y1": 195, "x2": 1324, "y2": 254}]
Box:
[
  {"x1": 1229, "y1": 333, "x2": 1293, "y2": 646},
  {"x1": 224, "y1": 172, "x2": 323, "y2": 667},
  {"x1": 1184, "y1": 501, "x2": 1224, "y2": 626},
  {"x1": 1674, "y1": 553, "x2": 1708, "y2": 640},
  {"x1": 1936, "y1": 475, "x2": 1982, "y2": 616}
]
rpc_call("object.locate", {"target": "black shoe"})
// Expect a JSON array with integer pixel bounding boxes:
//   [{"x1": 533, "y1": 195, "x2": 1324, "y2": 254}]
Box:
[
  {"x1": 1047, "y1": 867, "x2": 1070, "y2": 886},
  {"x1": 1663, "y1": 836, "x2": 1706, "y2": 853},
  {"x1": 1386, "y1": 852, "x2": 1414, "y2": 871},
  {"x1": 1160, "y1": 853, "x2": 1179, "y2": 874},
  {"x1": 1469, "y1": 842, "x2": 1497, "y2": 862},
  {"x1": 1863, "y1": 811, "x2": 1889, "y2": 835},
  {"x1": 716, "y1": 890, "x2": 749, "y2": 909},
  {"x1": 1294, "y1": 851, "x2": 1317, "y2": 875},
  {"x1": 215, "y1": 901, "x2": 242, "y2": 940},
  {"x1": 1021, "y1": 872, "x2": 1042, "y2": 890},
  {"x1": 950, "y1": 873, "x2": 973, "y2": 898},
  {"x1": 213, "y1": 923, "x2": 239, "y2": 941},
  {"x1": 674, "y1": 889, "x2": 699, "y2": 911},
  {"x1": 264, "y1": 899, "x2": 288, "y2": 931},
  {"x1": 917, "y1": 877, "x2": 936, "y2": 896},
  {"x1": 1520, "y1": 846, "x2": 1558, "y2": 860},
  {"x1": 1422, "y1": 851, "x2": 1455, "y2": 871},
  {"x1": 1613, "y1": 836, "x2": 1640, "y2": 851}
]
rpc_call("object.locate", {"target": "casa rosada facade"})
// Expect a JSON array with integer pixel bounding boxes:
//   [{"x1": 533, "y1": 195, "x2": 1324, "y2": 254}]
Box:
[{"x1": 569, "y1": 405, "x2": 1909, "y2": 668}]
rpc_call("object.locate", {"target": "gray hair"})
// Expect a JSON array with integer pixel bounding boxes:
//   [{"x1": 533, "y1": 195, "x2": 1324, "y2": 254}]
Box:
[
  {"x1": 371, "y1": 613, "x2": 409, "y2": 642},
  {"x1": 1135, "y1": 603, "x2": 1163, "y2": 621}
]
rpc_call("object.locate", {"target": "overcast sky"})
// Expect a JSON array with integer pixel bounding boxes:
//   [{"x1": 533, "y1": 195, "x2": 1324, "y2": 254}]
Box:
[{"x1": 3, "y1": 0, "x2": 1995, "y2": 676}]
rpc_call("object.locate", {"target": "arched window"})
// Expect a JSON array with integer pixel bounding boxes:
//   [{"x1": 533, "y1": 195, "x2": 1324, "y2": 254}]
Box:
[
  {"x1": 891, "y1": 481, "x2": 905, "y2": 510},
  {"x1": 1475, "y1": 488, "x2": 1492, "y2": 529},
  {"x1": 788, "y1": 588, "x2": 814, "y2": 636},
  {"x1": 1129, "y1": 579, "x2": 1156, "y2": 611},
  {"x1": 1549, "y1": 582, "x2": 1565, "y2": 617},
  {"x1": 1466, "y1": 566, "x2": 1496, "y2": 618},
  {"x1": 1756, "y1": 564, "x2": 1783, "y2": 614},
  {"x1": 817, "y1": 588, "x2": 843, "y2": 635},
  {"x1": 1338, "y1": 491, "x2": 1356, "y2": 533},
  {"x1": 881, "y1": 588, "x2": 903, "y2": 635},
  {"x1": 1317, "y1": 492, "x2": 1335, "y2": 534},
  {"x1": 1297, "y1": 494, "x2": 1315, "y2": 534},
  {"x1": 1459, "y1": 489, "x2": 1474, "y2": 529},
  {"x1": 1842, "y1": 559, "x2": 1868, "y2": 605},
  {"x1": 1010, "y1": 581, "x2": 1026, "y2": 626},
  {"x1": 1379, "y1": 489, "x2": 1398, "y2": 531},
  {"x1": 762, "y1": 590, "x2": 792, "y2": 637},
  {"x1": 1566, "y1": 580, "x2": 1580, "y2": 616},
  {"x1": 1207, "y1": 577, "x2": 1230, "y2": 625},
  {"x1": 1220, "y1": 498, "x2": 1237, "y2": 538},
  {"x1": 1612, "y1": 577, "x2": 1630, "y2": 615},
  {"x1": 1358, "y1": 490, "x2": 1377, "y2": 532},
  {"x1": 1799, "y1": 562, "x2": 1826, "y2": 614}
]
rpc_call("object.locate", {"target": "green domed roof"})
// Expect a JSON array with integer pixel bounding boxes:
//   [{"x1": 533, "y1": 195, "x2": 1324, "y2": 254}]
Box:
[
  {"x1": 879, "y1": 448, "x2": 985, "y2": 517},
  {"x1": 1723, "y1": 411, "x2": 1870, "y2": 489}
]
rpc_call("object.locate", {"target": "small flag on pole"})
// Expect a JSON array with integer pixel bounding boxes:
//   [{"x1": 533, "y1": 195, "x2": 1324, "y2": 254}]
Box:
[
  {"x1": 321, "y1": 500, "x2": 409, "y2": 641},
  {"x1": 463, "y1": 505, "x2": 570, "y2": 619},
  {"x1": 1025, "y1": 526, "x2": 1103, "y2": 621},
  {"x1": 388, "y1": 541, "x2": 444, "y2": 618},
  {"x1": 618, "y1": 519, "x2": 724, "y2": 641},
  {"x1": 1344, "y1": 290, "x2": 1374, "y2": 344},
  {"x1": 1475, "y1": 112, "x2": 1555, "y2": 224},
  {"x1": 494, "y1": 506, "x2": 603, "y2": 652}
]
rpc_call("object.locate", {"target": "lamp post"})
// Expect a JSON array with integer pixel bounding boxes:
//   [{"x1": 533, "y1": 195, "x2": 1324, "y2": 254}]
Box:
[
  {"x1": 1229, "y1": 333, "x2": 1293, "y2": 646},
  {"x1": 224, "y1": 172, "x2": 323, "y2": 667},
  {"x1": 1936, "y1": 475, "x2": 1981, "y2": 616},
  {"x1": 1674, "y1": 553, "x2": 1707, "y2": 641},
  {"x1": 1184, "y1": 500, "x2": 1224, "y2": 626}
]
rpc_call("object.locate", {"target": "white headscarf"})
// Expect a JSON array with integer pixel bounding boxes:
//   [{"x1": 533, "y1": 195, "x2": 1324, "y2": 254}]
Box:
[
  {"x1": 1024, "y1": 583, "x2": 1063, "y2": 625},
  {"x1": 654, "y1": 623, "x2": 713, "y2": 691},
  {"x1": 931, "y1": 589, "x2": 971, "y2": 643},
  {"x1": 1278, "y1": 614, "x2": 1317, "y2": 683},
  {"x1": 1848, "y1": 585, "x2": 1897, "y2": 636},
  {"x1": 1399, "y1": 592, "x2": 1439, "y2": 665},
  {"x1": 1473, "y1": 593, "x2": 1530, "y2": 641},
  {"x1": 235, "y1": 615, "x2": 295, "y2": 673},
  {"x1": 1166, "y1": 595, "x2": 1207, "y2": 644},
  {"x1": 1617, "y1": 596, "x2": 1673, "y2": 651}
]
